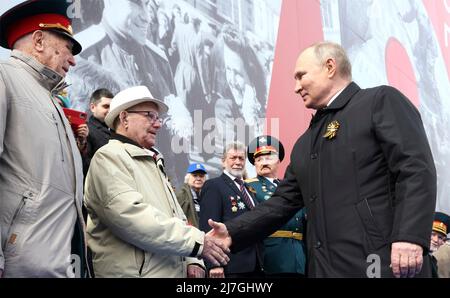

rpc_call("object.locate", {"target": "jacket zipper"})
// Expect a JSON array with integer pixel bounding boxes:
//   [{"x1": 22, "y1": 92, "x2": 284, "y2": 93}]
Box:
[
  {"x1": 52, "y1": 113, "x2": 65, "y2": 162},
  {"x1": 3, "y1": 196, "x2": 28, "y2": 248}
]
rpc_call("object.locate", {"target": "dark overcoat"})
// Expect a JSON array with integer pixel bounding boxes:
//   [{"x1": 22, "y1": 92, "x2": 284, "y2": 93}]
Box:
[{"x1": 227, "y1": 82, "x2": 437, "y2": 277}]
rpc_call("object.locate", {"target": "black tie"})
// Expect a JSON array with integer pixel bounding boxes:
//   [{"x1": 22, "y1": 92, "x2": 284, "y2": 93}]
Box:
[
  {"x1": 273, "y1": 179, "x2": 280, "y2": 186},
  {"x1": 235, "y1": 178, "x2": 254, "y2": 210}
]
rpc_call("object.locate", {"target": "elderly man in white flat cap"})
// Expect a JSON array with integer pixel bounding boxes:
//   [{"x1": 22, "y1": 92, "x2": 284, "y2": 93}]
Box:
[{"x1": 84, "y1": 86, "x2": 230, "y2": 278}]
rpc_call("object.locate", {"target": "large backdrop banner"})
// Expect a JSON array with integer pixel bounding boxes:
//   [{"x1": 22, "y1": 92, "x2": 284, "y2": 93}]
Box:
[
  {"x1": 67, "y1": 0, "x2": 281, "y2": 188},
  {"x1": 0, "y1": 0, "x2": 448, "y2": 213},
  {"x1": 267, "y1": 0, "x2": 450, "y2": 214}
]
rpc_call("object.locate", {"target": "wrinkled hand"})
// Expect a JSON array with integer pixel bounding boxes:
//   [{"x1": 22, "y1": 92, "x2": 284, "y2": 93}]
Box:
[
  {"x1": 201, "y1": 219, "x2": 231, "y2": 267},
  {"x1": 391, "y1": 242, "x2": 423, "y2": 278},
  {"x1": 209, "y1": 267, "x2": 225, "y2": 278},
  {"x1": 187, "y1": 264, "x2": 205, "y2": 278}
]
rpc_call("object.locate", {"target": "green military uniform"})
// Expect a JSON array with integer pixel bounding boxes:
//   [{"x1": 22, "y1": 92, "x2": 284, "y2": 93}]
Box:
[{"x1": 246, "y1": 176, "x2": 306, "y2": 275}]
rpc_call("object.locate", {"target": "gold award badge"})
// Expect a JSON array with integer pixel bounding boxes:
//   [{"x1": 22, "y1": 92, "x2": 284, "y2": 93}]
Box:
[{"x1": 323, "y1": 120, "x2": 340, "y2": 140}]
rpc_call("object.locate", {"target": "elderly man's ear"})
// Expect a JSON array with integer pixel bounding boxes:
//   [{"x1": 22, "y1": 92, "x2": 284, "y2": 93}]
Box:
[
  {"x1": 31, "y1": 30, "x2": 46, "y2": 52},
  {"x1": 119, "y1": 111, "x2": 128, "y2": 128}
]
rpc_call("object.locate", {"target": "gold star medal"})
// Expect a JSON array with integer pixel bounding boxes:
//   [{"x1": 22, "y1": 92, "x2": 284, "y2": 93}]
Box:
[{"x1": 323, "y1": 120, "x2": 340, "y2": 140}]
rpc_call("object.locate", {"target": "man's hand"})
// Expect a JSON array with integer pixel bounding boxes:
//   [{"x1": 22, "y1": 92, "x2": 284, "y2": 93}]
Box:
[
  {"x1": 76, "y1": 124, "x2": 89, "y2": 139},
  {"x1": 209, "y1": 267, "x2": 225, "y2": 278},
  {"x1": 207, "y1": 219, "x2": 232, "y2": 248},
  {"x1": 201, "y1": 219, "x2": 232, "y2": 267},
  {"x1": 187, "y1": 264, "x2": 205, "y2": 278},
  {"x1": 76, "y1": 124, "x2": 89, "y2": 151},
  {"x1": 391, "y1": 242, "x2": 423, "y2": 278}
]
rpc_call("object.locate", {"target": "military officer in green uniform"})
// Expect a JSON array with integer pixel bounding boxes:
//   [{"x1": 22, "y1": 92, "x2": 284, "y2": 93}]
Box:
[
  {"x1": 429, "y1": 212, "x2": 450, "y2": 277},
  {"x1": 246, "y1": 135, "x2": 307, "y2": 277}
]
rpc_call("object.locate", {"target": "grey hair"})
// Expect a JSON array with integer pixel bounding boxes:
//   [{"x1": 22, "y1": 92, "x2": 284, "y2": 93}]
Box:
[
  {"x1": 184, "y1": 174, "x2": 190, "y2": 184},
  {"x1": 184, "y1": 173, "x2": 208, "y2": 184},
  {"x1": 310, "y1": 41, "x2": 352, "y2": 80},
  {"x1": 222, "y1": 141, "x2": 246, "y2": 161},
  {"x1": 12, "y1": 33, "x2": 33, "y2": 50}
]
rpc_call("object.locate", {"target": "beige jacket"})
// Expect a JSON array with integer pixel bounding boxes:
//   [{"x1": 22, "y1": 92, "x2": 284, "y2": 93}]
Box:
[
  {"x1": 435, "y1": 243, "x2": 450, "y2": 278},
  {"x1": 0, "y1": 51, "x2": 86, "y2": 277},
  {"x1": 85, "y1": 139, "x2": 204, "y2": 277}
]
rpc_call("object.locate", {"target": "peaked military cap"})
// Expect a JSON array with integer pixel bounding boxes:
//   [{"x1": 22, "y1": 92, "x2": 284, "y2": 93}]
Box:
[
  {"x1": 247, "y1": 135, "x2": 285, "y2": 165},
  {"x1": 0, "y1": 0, "x2": 82, "y2": 55},
  {"x1": 433, "y1": 212, "x2": 450, "y2": 236}
]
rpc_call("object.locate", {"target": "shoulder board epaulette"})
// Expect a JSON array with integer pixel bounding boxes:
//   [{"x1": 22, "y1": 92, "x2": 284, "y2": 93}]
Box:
[{"x1": 244, "y1": 178, "x2": 259, "y2": 183}]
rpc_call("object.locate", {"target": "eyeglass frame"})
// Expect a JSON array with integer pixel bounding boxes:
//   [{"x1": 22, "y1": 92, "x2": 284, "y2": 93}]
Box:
[{"x1": 126, "y1": 110, "x2": 164, "y2": 124}]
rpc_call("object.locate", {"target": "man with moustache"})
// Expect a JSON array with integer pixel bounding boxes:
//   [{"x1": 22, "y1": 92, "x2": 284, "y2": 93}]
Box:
[
  {"x1": 429, "y1": 212, "x2": 450, "y2": 277},
  {"x1": 246, "y1": 135, "x2": 306, "y2": 277},
  {"x1": 84, "y1": 86, "x2": 230, "y2": 277},
  {"x1": 199, "y1": 142, "x2": 263, "y2": 278}
]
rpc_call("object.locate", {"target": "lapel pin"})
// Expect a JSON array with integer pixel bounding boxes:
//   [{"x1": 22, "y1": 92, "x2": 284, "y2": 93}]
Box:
[{"x1": 323, "y1": 120, "x2": 340, "y2": 140}]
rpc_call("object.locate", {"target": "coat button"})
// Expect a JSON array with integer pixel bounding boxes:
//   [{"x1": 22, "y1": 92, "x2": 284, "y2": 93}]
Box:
[
  {"x1": 310, "y1": 195, "x2": 317, "y2": 202},
  {"x1": 315, "y1": 241, "x2": 322, "y2": 249},
  {"x1": 311, "y1": 153, "x2": 318, "y2": 159}
]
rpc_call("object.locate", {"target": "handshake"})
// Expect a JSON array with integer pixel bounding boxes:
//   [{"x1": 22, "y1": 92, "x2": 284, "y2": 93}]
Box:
[{"x1": 200, "y1": 219, "x2": 233, "y2": 267}]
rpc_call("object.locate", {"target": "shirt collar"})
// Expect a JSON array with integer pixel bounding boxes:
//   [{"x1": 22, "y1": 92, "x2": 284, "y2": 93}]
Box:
[
  {"x1": 265, "y1": 177, "x2": 275, "y2": 183},
  {"x1": 326, "y1": 86, "x2": 346, "y2": 107},
  {"x1": 224, "y1": 170, "x2": 240, "y2": 181}
]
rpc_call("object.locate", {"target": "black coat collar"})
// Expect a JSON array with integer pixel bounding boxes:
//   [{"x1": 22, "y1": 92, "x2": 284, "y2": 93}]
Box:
[
  {"x1": 327, "y1": 82, "x2": 361, "y2": 111},
  {"x1": 88, "y1": 115, "x2": 109, "y2": 130}
]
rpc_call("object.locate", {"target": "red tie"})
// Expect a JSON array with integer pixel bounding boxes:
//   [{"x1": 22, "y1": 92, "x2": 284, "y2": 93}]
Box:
[{"x1": 235, "y1": 178, "x2": 254, "y2": 210}]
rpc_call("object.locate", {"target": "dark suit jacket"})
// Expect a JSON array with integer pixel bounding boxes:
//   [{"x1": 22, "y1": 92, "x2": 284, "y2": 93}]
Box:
[
  {"x1": 199, "y1": 173, "x2": 264, "y2": 275},
  {"x1": 226, "y1": 82, "x2": 437, "y2": 277}
]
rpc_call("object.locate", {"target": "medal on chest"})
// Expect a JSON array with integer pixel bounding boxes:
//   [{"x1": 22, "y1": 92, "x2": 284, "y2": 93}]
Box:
[{"x1": 230, "y1": 196, "x2": 238, "y2": 212}]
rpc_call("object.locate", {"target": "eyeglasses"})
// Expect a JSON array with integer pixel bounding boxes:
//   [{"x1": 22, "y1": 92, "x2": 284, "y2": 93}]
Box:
[{"x1": 127, "y1": 110, "x2": 164, "y2": 123}]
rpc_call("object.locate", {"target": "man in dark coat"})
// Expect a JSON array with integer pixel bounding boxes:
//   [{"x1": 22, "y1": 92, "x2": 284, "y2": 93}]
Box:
[
  {"x1": 207, "y1": 41, "x2": 437, "y2": 278},
  {"x1": 83, "y1": 88, "x2": 113, "y2": 177},
  {"x1": 199, "y1": 142, "x2": 264, "y2": 278}
]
